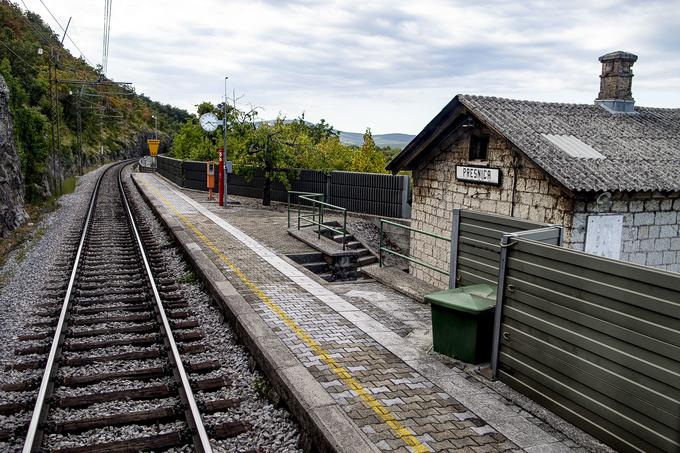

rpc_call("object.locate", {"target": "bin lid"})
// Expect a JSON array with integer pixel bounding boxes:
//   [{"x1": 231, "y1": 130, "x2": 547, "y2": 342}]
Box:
[{"x1": 425, "y1": 284, "x2": 497, "y2": 314}]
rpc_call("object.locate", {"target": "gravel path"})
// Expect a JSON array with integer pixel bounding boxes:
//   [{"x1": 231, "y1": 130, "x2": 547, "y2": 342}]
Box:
[{"x1": 123, "y1": 166, "x2": 302, "y2": 452}]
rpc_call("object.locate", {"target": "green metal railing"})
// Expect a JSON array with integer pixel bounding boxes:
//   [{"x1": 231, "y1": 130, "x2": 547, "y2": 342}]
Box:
[
  {"x1": 297, "y1": 195, "x2": 348, "y2": 250},
  {"x1": 379, "y1": 219, "x2": 450, "y2": 275},
  {"x1": 287, "y1": 191, "x2": 324, "y2": 228}
]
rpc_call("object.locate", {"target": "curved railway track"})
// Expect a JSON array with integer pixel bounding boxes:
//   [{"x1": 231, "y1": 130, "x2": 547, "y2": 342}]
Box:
[{"x1": 2, "y1": 162, "x2": 250, "y2": 452}]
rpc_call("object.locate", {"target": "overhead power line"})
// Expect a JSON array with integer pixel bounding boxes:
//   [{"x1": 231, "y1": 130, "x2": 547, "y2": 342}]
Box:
[
  {"x1": 18, "y1": 0, "x2": 52, "y2": 44},
  {"x1": 36, "y1": 0, "x2": 95, "y2": 66},
  {"x1": 0, "y1": 40, "x2": 40, "y2": 71},
  {"x1": 102, "y1": 0, "x2": 112, "y2": 75}
]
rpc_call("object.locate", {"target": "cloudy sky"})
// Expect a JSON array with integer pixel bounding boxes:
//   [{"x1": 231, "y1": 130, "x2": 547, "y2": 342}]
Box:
[{"x1": 18, "y1": 0, "x2": 680, "y2": 134}]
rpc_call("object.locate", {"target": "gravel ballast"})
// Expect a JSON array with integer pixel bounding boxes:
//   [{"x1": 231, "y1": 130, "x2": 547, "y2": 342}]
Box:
[
  {"x1": 0, "y1": 166, "x2": 110, "y2": 451},
  {"x1": 122, "y1": 165, "x2": 302, "y2": 452}
]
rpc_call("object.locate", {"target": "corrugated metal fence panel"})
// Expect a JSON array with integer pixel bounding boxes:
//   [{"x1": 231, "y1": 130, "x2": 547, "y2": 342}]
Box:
[
  {"x1": 499, "y1": 238, "x2": 680, "y2": 453},
  {"x1": 456, "y1": 211, "x2": 547, "y2": 287},
  {"x1": 155, "y1": 159, "x2": 411, "y2": 217},
  {"x1": 183, "y1": 160, "x2": 209, "y2": 191},
  {"x1": 156, "y1": 156, "x2": 183, "y2": 187},
  {"x1": 328, "y1": 171, "x2": 410, "y2": 218}
]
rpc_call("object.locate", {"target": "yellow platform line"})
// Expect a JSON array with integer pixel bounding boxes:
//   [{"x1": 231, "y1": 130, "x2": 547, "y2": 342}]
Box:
[{"x1": 145, "y1": 182, "x2": 429, "y2": 453}]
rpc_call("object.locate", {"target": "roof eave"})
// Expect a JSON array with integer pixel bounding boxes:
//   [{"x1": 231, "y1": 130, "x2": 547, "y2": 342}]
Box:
[{"x1": 386, "y1": 95, "x2": 465, "y2": 173}]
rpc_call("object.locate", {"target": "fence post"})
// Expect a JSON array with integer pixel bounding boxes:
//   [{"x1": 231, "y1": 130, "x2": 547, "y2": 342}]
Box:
[
  {"x1": 400, "y1": 175, "x2": 411, "y2": 219},
  {"x1": 448, "y1": 209, "x2": 461, "y2": 289},
  {"x1": 490, "y1": 232, "x2": 514, "y2": 380},
  {"x1": 325, "y1": 172, "x2": 332, "y2": 204},
  {"x1": 557, "y1": 225, "x2": 564, "y2": 246},
  {"x1": 379, "y1": 220, "x2": 384, "y2": 267}
]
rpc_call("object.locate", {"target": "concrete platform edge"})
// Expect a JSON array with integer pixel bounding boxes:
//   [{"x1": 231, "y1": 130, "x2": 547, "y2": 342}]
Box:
[{"x1": 131, "y1": 174, "x2": 379, "y2": 453}]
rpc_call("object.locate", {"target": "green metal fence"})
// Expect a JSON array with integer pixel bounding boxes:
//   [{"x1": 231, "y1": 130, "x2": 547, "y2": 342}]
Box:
[
  {"x1": 378, "y1": 219, "x2": 451, "y2": 277},
  {"x1": 295, "y1": 195, "x2": 348, "y2": 250},
  {"x1": 450, "y1": 209, "x2": 556, "y2": 289},
  {"x1": 287, "y1": 191, "x2": 324, "y2": 228},
  {"x1": 493, "y1": 235, "x2": 680, "y2": 453}
]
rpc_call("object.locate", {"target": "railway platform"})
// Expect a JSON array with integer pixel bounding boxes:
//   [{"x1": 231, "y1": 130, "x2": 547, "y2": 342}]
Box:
[{"x1": 132, "y1": 172, "x2": 595, "y2": 453}]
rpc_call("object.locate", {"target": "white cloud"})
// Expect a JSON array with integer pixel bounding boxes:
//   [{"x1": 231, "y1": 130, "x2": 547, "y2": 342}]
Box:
[{"x1": 19, "y1": 0, "x2": 680, "y2": 134}]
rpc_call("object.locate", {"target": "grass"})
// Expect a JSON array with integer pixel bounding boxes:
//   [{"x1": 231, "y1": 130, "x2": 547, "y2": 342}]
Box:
[
  {"x1": 176, "y1": 271, "x2": 197, "y2": 284},
  {"x1": 252, "y1": 374, "x2": 271, "y2": 400}
]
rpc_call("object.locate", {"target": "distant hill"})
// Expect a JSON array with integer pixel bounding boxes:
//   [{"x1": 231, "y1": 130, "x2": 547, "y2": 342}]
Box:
[
  {"x1": 339, "y1": 131, "x2": 414, "y2": 149},
  {"x1": 258, "y1": 119, "x2": 415, "y2": 149}
]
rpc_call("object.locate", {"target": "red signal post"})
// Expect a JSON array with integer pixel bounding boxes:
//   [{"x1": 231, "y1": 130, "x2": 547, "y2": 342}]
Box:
[{"x1": 218, "y1": 147, "x2": 224, "y2": 206}]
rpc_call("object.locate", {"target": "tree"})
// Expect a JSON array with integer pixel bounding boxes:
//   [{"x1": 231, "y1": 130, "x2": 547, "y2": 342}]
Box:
[
  {"x1": 171, "y1": 119, "x2": 217, "y2": 161},
  {"x1": 237, "y1": 118, "x2": 306, "y2": 206},
  {"x1": 351, "y1": 128, "x2": 387, "y2": 173}
]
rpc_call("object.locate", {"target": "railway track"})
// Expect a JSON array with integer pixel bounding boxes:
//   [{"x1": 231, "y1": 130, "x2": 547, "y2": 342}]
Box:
[{"x1": 1, "y1": 163, "x2": 251, "y2": 452}]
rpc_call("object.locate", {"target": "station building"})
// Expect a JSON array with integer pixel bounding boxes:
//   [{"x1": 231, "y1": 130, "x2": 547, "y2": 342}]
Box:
[{"x1": 387, "y1": 51, "x2": 680, "y2": 287}]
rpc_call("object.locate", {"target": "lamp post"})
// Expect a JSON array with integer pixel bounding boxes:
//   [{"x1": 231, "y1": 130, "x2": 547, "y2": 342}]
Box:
[{"x1": 152, "y1": 114, "x2": 158, "y2": 139}]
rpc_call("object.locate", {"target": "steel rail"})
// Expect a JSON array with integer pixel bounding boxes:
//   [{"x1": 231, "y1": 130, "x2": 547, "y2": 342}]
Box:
[
  {"x1": 117, "y1": 166, "x2": 213, "y2": 452},
  {"x1": 23, "y1": 164, "x2": 111, "y2": 452}
]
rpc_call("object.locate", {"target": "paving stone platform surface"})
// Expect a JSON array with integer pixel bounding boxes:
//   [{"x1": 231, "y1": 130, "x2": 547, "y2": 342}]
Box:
[{"x1": 133, "y1": 173, "x2": 606, "y2": 453}]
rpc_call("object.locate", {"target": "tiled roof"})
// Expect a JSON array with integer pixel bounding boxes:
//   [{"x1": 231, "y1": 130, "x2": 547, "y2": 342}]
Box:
[{"x1": 388, "y1": 94, "x2": 680, "y2": 192}]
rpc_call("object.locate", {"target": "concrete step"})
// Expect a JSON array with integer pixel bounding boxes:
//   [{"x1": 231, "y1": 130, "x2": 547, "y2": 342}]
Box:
[
  {"x1": 344, "y1": 241, "x2": 362, "y2": 250},
  {"x1": 287, "y1": 252, "x2": 324, "y2": 264},
  {"x1": 332, "y1": 233, "x2": 354, "y2": 243},
  {"x1": 357, "y1": 255, "x2": 378, "y2": 267},
  {"x1": 356, "y1": 248, "x2": 372, "y2": 258},
  {"x1": 303, "y1": 261, "x2": 329, "y2": 273}
]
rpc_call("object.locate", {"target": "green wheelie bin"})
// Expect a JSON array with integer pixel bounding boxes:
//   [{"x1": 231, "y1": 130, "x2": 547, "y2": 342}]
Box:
[{"x1": 425, "y1": 284, "x2": 497, "y2": 364}]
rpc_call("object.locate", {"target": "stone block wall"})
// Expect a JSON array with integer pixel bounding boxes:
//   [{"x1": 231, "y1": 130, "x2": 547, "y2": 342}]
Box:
[
  {"x1": 410, "y1": 128, "x2": 574, "y2": 287},
  {"x1": 569, "y1": 192, "x2": 680, "y2": 273},
  {"x1": 408, "y1": 127, "x2": 680, "y2": 288}
]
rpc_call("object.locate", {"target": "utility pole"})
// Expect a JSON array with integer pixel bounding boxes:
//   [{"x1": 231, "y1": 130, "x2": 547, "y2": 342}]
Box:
[
  {"x1": 54, "y1": 52, "x2": 62, "y2": 194},
  {"x1": 76, "y1": 86, "x2": 84, "y2": 175},
  {"x1": 52, "y1": 18, "x2": 70, "y2": 193},
  {"x1": 47, "y1": 56, "x2": 56, "y2": 194}
]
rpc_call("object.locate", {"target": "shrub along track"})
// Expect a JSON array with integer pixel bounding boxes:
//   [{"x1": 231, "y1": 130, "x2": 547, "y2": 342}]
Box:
[{"x1": 0, "y1": 162, "x2": 252, "y2": 452}]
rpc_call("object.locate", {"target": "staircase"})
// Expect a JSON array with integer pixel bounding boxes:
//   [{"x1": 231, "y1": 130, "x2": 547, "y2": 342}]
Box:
[
  {"x1": 286, "y1": 221, "x2": 378, "y2": 282},
  {"x1": 322, "y1": 221, "x2": 378, "y2": 269}
]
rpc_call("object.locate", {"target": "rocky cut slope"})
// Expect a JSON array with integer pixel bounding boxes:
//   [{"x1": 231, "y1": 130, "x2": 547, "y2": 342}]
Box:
[{"x1": 0, "y1": 74, "x2": 27, "y2": 238}]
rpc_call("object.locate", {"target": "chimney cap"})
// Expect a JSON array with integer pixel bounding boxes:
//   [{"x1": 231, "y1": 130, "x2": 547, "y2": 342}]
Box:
[{"x1": 599, "y1": 51, "x2": 638, "y2": 63}]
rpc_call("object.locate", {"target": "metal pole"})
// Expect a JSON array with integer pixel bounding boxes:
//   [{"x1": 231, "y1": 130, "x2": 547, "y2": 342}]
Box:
[
  {"x1": 48, "y1": 58, "x2": 56, "y2": 193},
  {"x1": 449, "y1": 209, "x2": 461, "y2": 289},
  {"x1": 76, "y1": 86, "x2": 84, "y2": 175},
  {"x1": 342, "y1": 211, "x2": 346, "y2": 251},
  {"x1": 379, "y1": 220, "x2": 383, "y2": 267},
  {"x1": 223, "y1": 76, "x2": 229, "y2": 206},
  {"x1": 154, "y1": 115, "x2": 158, "y2": 139},
  {"x1": 54, "y1": 53, "x2": 62, "y2": 195},
  {"x1": 491, "y1": 233, "x2": 514, "y2": 380}
]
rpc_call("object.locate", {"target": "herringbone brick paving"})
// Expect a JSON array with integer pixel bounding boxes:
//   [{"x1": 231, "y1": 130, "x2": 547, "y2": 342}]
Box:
[
  {"x1": 135, "y1": 174, "x2": 602, "y2": 453},
  {"x1": 173, "y1": 210, "x2": 518, "y2": 452}
]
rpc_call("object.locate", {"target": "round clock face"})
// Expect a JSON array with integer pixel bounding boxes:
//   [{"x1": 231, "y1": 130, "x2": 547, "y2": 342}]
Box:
[{"x1": 199, "y1": 112, "x2": 220, "y2": 132}]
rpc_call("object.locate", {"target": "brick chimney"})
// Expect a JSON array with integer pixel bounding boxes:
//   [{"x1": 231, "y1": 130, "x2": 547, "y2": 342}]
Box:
[{"x1": 595, "y1": 51, "x2": 638, "y2": 113}]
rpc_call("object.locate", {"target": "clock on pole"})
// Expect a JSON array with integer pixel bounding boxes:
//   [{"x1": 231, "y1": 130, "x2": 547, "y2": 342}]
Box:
[{"x1": 199, "y1": 112, "x2": 220, "y2": 132}]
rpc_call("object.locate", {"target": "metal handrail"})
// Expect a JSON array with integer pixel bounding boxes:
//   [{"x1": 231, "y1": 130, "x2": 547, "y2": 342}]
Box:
[
  {"x1": 287, "y1": 191, "x2": 323, "y2": 228},
  {"x1": 379, "y1": 218, "x2": 450, "y2": 275},
  {"x1": 297, "y1": 195, "x2": 347, "y2": 250}
]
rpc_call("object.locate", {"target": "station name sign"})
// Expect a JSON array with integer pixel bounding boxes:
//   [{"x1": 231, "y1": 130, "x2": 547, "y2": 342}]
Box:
[{"x1": 455, "y1": 165, "x2": 501, "y2": 185}]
